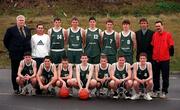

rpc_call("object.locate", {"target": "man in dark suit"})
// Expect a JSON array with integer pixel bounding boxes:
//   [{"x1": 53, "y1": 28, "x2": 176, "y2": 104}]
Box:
[
  {"x1": 136, "y1": 18, "x2": 154, "y2": 62},
  {"x1": 3, "y1": 15, "x2": 31, "y2": 94}
]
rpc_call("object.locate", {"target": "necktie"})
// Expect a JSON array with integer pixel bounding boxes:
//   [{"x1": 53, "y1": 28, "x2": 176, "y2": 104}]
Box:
[{"x1": 20, "y1": 27, "x2": 25, "y2": 38}]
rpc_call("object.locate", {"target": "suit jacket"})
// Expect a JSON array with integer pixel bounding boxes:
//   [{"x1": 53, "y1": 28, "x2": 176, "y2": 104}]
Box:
[
  {"x1": 136, "y1": 29, "x2": 154, "y2": 62},
  {"x1": 3, "y1": 25, "x2": 31, "y2": 60}
]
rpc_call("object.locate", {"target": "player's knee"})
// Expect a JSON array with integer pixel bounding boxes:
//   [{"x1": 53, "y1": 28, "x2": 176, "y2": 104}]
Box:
[{"x1": 109, "y1": 80, "x2": 115, "y2": 89}]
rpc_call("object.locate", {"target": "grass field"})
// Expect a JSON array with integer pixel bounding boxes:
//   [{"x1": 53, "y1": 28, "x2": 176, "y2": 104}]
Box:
[{"x1": 0, "y1": 14, "x2": 180, "y2": 71}]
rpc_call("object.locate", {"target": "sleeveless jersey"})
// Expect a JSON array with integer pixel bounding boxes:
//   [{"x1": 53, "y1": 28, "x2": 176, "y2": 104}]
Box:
[
  {"x1": 137, "y1": 63, "x2": 149, "y2": 79},
  {"x1": 84, "y1": 28, "x2": 101, "y2": 57},
  {"x1": 114, "y1": 63, "x2": 128, "y2": 79},
  {"x1": 98, "y1": 64, "x2": 110, "y2": 79},
  {"x1": 79, "y1": 64, "x2": 90, "y2": 81},
  {"x1": 42, "y1": 64, "x2": 54, "y2": 81},
  {"x1": 119, "y1": 32, "x2": 133, "y2": 55},
  {"x1": 50, "y1": 28, "x2": 64, "y2": 49},
  {"x1": 61, "y1": 66, "x2": 69, "y2": 77},
  {"x1": 102, "y1": 31, "x2": 117, "y2": 55},
  {"x1": 21, "y1": 60, "x2": 34, "y2": 76},
  {"x1": 68, "y1": 28, "x2": 82, "y2": 49}
]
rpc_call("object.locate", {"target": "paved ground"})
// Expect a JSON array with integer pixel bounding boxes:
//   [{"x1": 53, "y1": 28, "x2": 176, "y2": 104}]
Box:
[{"x1": 0, "y1": 69, "x2": 180, "y2": 110}]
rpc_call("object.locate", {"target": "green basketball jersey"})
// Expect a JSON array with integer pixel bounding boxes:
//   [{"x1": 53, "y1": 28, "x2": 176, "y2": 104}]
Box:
[
  {"x1": 98, "y1": 64, "x2": 110, "y2": 79},
  {"x1": 137, "y1": 63, "x2": 149, "y2": 79},
  {"x1": 102, "y1": 31, "x2": 117, "y2": 55},
  {"x1": 118, "y1": 32, "x2": 133, "y2": 55},
  {"x1": 79, "y1": 64, "x2": 89, "y2": 81},
  {"x1": 21, "y1": 60, "x2": 33, "y2": 76},
  {"x1": 61, "y1": 67, "x2": 69, "y2": 77},
  {"x1": 50, "y1": 28, "x2": 64, "y2": 49},
  {"x1": 84, "y1": 28, "x2": 101, "y2": 57},
  {"x1": 114, "y1": 63, "x2": 128, "y2": 79},
  {"x1": 42, "y1": 64, "x2": 54, "y2": 81},
  {"x1": 68, "y1": 28, "x2": 82, "y2": 49}
]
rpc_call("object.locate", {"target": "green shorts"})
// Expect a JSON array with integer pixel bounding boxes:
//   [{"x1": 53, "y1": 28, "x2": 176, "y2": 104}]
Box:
[
  {"x1": 67, "y1": 50, "x2": 82, "y2": 64},
  {"x1": 88, "y1": 55, "x2": 100, "y2": 64},
  {"x1": 107, "y1": 55, "x2": 116, "y2": 64},
  {"x1": 50, "y1": 50, "x2": 66, "y2": 64},
  {"x1": 124, "y1": 55, "x2": 133, "y2": 65}
]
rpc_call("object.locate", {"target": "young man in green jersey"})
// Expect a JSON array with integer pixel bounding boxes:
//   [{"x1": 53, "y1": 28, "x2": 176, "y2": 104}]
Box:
[
  {"x1": 95, "y1": 55, "x2": 112, "y2": 97},
  {"x1": 48, "y1": 18, "x2": 66, "y2": 65},
  {"x1": 37, "y1": 56, "x2": 57, "y2": 95},
  {"x1": 101, "y1": 19, "x2": 119, "y2": 64},
  {"x1": 74, "y1": 53, "x2": 97, "y2": 97},
  {"x1": 118, "y1": 19, "x2": 136, "y2": 65},
  {"x1": 84, "y1": 17, "x2": 102, "y2": 64},
  {"x1": 66, "y1": 17, "x2": 85, "y2": 65},
  {"x1": 131, "y1": 52, "x2": 153, "y2": 101},
  {"x1": 109, "y1": 55, "x2": 133, "y2": 99},
  {"x1": 16, "y1": 52, "x2": 37, "y2": 95}
]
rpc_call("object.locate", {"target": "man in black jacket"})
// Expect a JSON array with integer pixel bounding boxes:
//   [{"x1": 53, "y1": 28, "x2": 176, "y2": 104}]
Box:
[
  {"x1": 136, "y1": 18, "x2": 154, "y2": 62},
  {"x1": 3, "y1": 15, "x2": 31, "y2": 94}
]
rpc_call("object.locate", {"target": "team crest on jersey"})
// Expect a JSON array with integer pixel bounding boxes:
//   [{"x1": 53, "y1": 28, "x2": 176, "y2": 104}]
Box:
[
  {"x1": 127, "y1": 40, "x2": 131, "y2": 44},
  {"x1": 37, "y1": 40, "x2": 44, "y2": 45}
]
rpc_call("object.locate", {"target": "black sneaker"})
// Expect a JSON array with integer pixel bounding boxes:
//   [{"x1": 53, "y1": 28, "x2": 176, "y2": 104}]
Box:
[{"x1": 13, "y1": 89, "x2": 20, "y2": 95}]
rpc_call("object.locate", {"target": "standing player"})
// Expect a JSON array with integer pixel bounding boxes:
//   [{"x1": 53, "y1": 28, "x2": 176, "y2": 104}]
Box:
[
  {"x1": 16, "y1": 52, "x2": 37, "y2": 95},
  {"x1": 84, "y1": 17, "x2": 102, "y2": 64},
  {"x1": 67, "y1": 17, "x2": 85, "y2": 65},
  {"x1": 110, "y1": 55, "x2": 133, "y2": 99},
  {"x1": 95, "y1": 55, "x2": 111, "y2": 96},
  {"x1": 101, "y1": 19, "x2": 119, "y2": 64},
  {"x1": 74, "y1": 54, "x2": 97, "y2": 96},
  {"x1": 48, "y1": 18, "x2": 66, "y2": 65},
  {"x1": 36, "y1": 56, "x2": 57, "y2": 95},
  {"x1": 118, "y1": 19, "x2": 136, "y2": 65},
  {"x1": 131, "y1": 53, "x2": 153, "y2": 101}
]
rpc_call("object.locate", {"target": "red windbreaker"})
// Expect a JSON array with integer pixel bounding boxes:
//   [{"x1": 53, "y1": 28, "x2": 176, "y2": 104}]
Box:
[{"x1": 151, "y1": 31, "x2": 174, "y2": 61}]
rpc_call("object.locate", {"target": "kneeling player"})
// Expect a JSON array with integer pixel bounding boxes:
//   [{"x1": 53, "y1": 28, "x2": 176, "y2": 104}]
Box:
[
  {"x1": 56, "y1": 57, "x2": 74, "y2": 95},
  {"x1": 74, "y1": 53, "x2": 97, "y2": 97},
  {"x1": 131, "y1": 52, "x2": 153, "y2": 101},
  {"x1": 16, "y1": 52, "x2": 37, "y2": 95},
  {"x1": 95, "y1": 55, "x2": 112, "y2": 96},
  {"x1": 37, "y1": 56, "x2": 57, "y2": 95},
  {"x1": 109, "y1": 55, "x2": 133, "y2": 99}
]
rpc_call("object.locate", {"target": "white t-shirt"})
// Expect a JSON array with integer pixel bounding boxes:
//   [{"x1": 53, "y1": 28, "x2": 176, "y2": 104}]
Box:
[{"x1": 31, "y1": 34, "x2": 50, "y2": 58}]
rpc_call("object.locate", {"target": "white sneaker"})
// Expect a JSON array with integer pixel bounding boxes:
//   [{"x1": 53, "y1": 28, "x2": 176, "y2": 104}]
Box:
[
  {"x1": 144, "y1": 93, "x2": 153, "y2": 101},
  {"x1": 131, "y1": 94, "x2": 140, "y2": 100},
  {"x1": 151, "y1": 91, "x2": 160, "y2": 98},
  {"x1": 160, "y1": 92, "x2": 167, "y2": 99}
]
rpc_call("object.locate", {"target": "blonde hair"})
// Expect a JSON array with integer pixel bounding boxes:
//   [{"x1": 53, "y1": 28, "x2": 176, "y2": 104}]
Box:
[{"x1": 16, "y1": 15, "x2": 25, "y2": 21}]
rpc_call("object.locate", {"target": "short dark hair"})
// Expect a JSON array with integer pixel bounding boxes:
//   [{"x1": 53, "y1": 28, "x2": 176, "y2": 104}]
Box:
[
  {"x1": 100, "y1": 54, "x2": 108, "y2": 60},
  {"x1": 54, "y1": 17, "x2": 61, "y2": 22},
  {"x1": 43, "y1": 56, "x2": 52, "y2": 62},
  {"x1": 61, "y1": 56, "x2": 69, "y2": 62},
  {"x1": 89, "y1": 17, "x2": 96, "y2": 21},
  {"x1": 117, "y1": 54, "x2": 125, "y2": 59},
  {"x1": 36, "y1": 23, "x2": 44, "y2": 28},
  {"x1": 122, "y1": 19, "x2": 130, "y2": 25},
  {"x1": 24, "y1": 52, "x2": 31, "y2": 56},
  {"x1": 139, "y1": 52, "x2": 147, "y2": 59},
  {"x1": 71, "y1": 16, "x2": 79, "y2": 22},
  {"x1": 106, "y1": 19, "x2": 114, "y2": 24},
  {"x1": 81, "y1": 53, "x2": 88, "y2": 57},
  {"x1": 139, "y1": 18, "x2": 148, "y2": 23},
  {"x1": 155, "y1": 20, "x2": 163, "y2": 25}
]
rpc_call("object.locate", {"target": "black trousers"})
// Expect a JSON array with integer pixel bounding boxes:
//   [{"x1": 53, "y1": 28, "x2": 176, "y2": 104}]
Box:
[
  {"x1": 152, "y1": 60, "x2": 170, "y2": 94},
  {"x1": 11, "y1": 59, "x2": 21, "y2": 91}
]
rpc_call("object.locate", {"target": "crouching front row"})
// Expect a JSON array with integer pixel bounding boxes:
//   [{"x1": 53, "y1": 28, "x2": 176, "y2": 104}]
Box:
[{"x1": 16, "y1": 52, "x2": 154, "y2": 101}]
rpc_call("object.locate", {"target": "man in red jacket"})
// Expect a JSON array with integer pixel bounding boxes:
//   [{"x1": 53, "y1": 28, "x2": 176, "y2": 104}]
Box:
[{"x1": 151, "y1": 21, "x2": 174, "y2": 98}]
